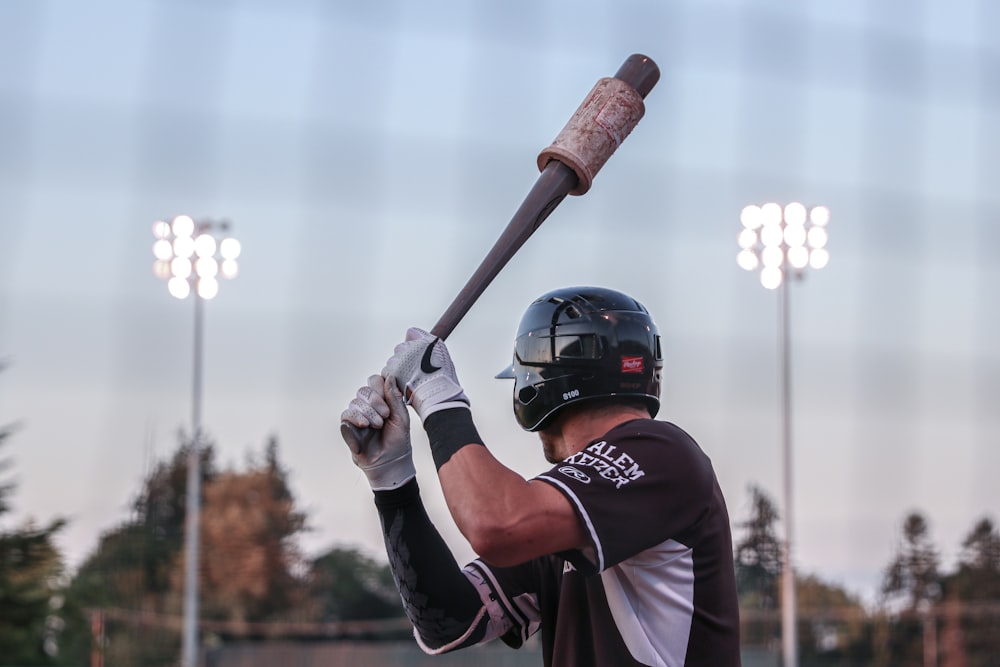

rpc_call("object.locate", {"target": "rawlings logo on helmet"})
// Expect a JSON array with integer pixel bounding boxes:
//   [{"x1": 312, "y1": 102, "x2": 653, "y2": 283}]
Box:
[{"x1": 621, "y1": 356, "x2": 643, "y2": 373}]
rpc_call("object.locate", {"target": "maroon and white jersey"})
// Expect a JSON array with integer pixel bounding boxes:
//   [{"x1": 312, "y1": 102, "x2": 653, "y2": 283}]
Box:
[{"x1": 460, "y1": 419, "x2": 741, "y2": 666}]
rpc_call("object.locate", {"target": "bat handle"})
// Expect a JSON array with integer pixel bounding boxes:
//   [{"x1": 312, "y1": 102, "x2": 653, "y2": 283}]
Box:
[{"x1": 430, "y1": 159, "x2": 579, "y2": 341}]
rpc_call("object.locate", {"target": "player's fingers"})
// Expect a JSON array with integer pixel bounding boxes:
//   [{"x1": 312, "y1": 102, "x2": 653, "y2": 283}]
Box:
[
  {"x1": 341, "y1": 399, "x2": 383, "y2": 428},
  {"x1": 405, "y1": 326, "x2": 431, "y2": 342},
  {"x1": 341, "y1": 375, "x2": 390, "y2": 428},
  {"x1": 361, "y1": 375, "x2": 391, "y2": 419},
  {"x1": 383, "y1": 375, "x2": 408, "y2": 413}
]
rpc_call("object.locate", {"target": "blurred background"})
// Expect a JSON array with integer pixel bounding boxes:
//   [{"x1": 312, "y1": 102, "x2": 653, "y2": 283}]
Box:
[{"x1": 0, "y1": 0, "x2": 997, "y2": 665}]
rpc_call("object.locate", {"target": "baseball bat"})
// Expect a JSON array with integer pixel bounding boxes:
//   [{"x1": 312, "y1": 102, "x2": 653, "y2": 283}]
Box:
[{"x1": 342, "y1": 53, "x2": 659, "y2": 449}]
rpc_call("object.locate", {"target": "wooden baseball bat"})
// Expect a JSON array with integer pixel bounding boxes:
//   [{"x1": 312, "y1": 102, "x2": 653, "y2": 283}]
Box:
[{"x1": 342, "y1": 54, "x2": 659, "y2": 449}]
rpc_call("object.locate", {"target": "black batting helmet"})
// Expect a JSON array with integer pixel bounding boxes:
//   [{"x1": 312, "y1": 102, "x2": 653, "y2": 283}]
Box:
[{"x1": 496, "y1": 286, "x2": 663, "y2": 432}]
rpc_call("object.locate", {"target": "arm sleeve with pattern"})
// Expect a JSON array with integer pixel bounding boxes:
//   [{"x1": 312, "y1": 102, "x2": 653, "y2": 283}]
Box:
[{"x1": 373, "y1": 479, "x2": 518, "y2": 653}]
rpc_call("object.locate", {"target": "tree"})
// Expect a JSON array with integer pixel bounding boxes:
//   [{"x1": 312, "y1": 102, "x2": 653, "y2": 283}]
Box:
[
  {"x1": 58, "y1": 434, "x2": 313, "y2": 663},
  {"x1": 734, "y1": 484, "x2": 783, "y2": 609},
  {"x1": 57, "y1": 434, "x2": 217, "y2": 667},
  {"x1": 198, "y1": 435, "x2": 308, "y2": 624},
  {"x1": 0, "y1": 422, "x2": 67, "y2": 665},
  {"x1": 941, "y1": 516, "x2": 1000, "y2": 666},
  {"x1": 877, "y1": 511, "x2": 943, "y2": 666},
  {"x1": 796, "y1": 573, "x2": 872, "y2": 665},
  {"x1": 306, "y1": 546, "x2": 404, "y2": 623},
  {"x1": 881, "y1": 511, "x2": 941, "y2": 612},
  {"x1": 732, "y1": 484, "x2": 783, "y2": 649},
  {"x1": 957, "y1": 517, "x2": 1000, "y2": 577},
  {"x1": 134, "y1": 437, "x2": 215, "y2": 598}
]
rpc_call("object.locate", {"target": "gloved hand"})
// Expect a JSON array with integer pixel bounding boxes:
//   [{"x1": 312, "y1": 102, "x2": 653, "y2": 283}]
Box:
[
  {"x1": 382, "y1": 327, "x2": 470, "y2": 422},
  {"x1": 340, "y1": 374, "x2": 416, "y2": 491}
]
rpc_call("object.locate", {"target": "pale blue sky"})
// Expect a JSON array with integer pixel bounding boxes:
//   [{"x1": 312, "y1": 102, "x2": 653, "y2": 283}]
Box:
[{"x1": 1, "y1": 0, "x2": 997, "y2": 605}]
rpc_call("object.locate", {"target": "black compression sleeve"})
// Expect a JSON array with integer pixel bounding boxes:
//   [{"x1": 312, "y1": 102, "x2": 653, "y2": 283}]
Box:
[
  {"x1": 373, "y1": 479, "x2": 486, "y2": 651},
  {"x1": 423, "y1": 408, "x2": 485, "y2": 470}
]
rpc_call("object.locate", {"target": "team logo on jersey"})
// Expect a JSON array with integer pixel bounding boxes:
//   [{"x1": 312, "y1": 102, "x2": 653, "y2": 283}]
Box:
[
  {"x1": 621, "y1": 356, "x2": 643, "y2": 373},
  {"x1": 562, "y1": 440, "x2": 646, "y2": 489},
  {"x1": 558, "y1": 466, "x2": 591, "y2": 484}
]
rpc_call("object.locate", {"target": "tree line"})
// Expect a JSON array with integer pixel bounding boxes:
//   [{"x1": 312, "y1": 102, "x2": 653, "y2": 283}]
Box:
[
  {"x1": 1, "y1": 406, "x2": 998, "y2": 664},
  {"x1": 735, "y1": 485, "x2": 1000, "y2": 666},
  {"x1": 0, "y1": 429, "x2": 409, "y2": 666}
]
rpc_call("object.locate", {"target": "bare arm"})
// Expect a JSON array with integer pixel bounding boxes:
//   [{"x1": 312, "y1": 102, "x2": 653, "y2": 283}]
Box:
[{"x1": 424, "y1": 409, "x2": 587, "y2": 567}]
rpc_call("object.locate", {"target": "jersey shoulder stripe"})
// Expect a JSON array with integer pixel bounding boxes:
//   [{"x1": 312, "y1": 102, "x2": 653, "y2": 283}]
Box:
[{"x1": 536, "y1": 474, "x2": 605, "y2": 572}]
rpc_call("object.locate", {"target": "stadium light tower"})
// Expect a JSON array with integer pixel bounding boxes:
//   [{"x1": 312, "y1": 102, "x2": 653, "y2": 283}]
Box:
[
  {"x1": 737, "y1": 202, "x2": 829, "y2": 667},
  {"x1": 152, "y1": 215, "x2": 240, "y2": 667}
]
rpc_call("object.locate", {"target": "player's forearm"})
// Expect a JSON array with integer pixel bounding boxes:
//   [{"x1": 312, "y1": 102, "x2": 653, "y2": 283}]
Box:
[
  {"x1": 422, "y1": 409, "x2": 525, "y2": 551},
  {"x1": 423, "y1": 409, "x2": 576, "y2": 566},
  {"x1": 438, "y1": 446, "x2": 545, "y2": 561},
  {"x1": 373, "y1": 478, "x2": 491, "y2": 652}
]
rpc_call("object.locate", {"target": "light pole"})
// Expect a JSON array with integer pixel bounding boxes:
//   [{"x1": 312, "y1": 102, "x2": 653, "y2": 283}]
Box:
[
  {"x1": 736, "y1": 202, "x2": 829, "y2": 667},
  {"x1": 152, "y1": 215, "x2": 240, "y2": 667}
]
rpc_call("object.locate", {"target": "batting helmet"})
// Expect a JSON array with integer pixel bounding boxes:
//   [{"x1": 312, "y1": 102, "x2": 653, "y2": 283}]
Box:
[{"x1": 496, "y1": 286, "x2": 663, "y2": 431}]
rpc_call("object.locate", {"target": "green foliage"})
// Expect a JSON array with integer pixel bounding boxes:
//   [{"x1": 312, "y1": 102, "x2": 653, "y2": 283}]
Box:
[
  {"x1": 880, "y1": 511, "x2": 942, "y2": 612},
  {"x1": 69, "y1": 441, "x2": 216, "y2": 607},
  {"x1": 955, "y1": 517, "x2": 1000, "y2": 587},
  {"x1": 734, "y1": 484, "x2": 782, "y2": 610},
  {"x1": 796, "y1": 573, "x2": 873, "y2": 665},
  {"x1": 941, "y1": 516, "x2": 1000, "y2": 667},
  {"x1": 54, "y1": 430, "x2": 405, "y2": 659},
  {"x1": 0, "y1": 423, "x2": 66, "y2": 666},
  {"x1": 734, "y1": 484, "x2": 874, "y2": 662},
  {"x1": 873, "y1": 512, "x2": 1000, "y2": 666},
  {"x1": 133, "y1": 439, "x2": 215, "y2": 596},
  {"x1": 733, "y1": 484, "x2": 783, "y2": 649},
  {"x1": 56, "y1": 437, "x2": 218, "y2": 667},
  {"x1": 306, "y1": 546, "x2": 404, "y2": 622}
]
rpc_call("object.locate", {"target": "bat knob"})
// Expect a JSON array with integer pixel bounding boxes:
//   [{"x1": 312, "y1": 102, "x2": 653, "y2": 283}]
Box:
[
  {"x1": 614, "y1": 54, "x2": 660, "y2": 99},
  {"x1": 340, "y1": 421, "x2": 375, "y2": 455}
]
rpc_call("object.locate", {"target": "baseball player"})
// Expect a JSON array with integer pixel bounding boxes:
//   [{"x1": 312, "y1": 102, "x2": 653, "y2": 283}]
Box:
[{"x1": 340, "y1": 286, "x2": 742, "y2": 666}]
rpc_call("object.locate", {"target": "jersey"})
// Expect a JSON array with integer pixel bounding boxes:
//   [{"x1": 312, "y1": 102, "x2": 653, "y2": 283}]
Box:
[{"x1": 463, "y1": 418, "x2": 741, "y2": 666}]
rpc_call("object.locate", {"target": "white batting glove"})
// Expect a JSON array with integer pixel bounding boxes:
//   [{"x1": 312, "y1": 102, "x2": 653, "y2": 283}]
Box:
[
  {"x1": 340, "y1": 374, "x2": 416, "y2": 491},
  {"x1": 381, "y1": 327, "x2": 470, "y2": 422}
]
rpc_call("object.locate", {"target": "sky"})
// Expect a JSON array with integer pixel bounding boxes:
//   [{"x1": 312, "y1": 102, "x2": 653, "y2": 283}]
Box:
[{"x1": 0, "y1": 0, "x2": 997, "y2": 606}]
